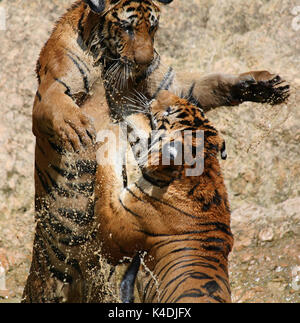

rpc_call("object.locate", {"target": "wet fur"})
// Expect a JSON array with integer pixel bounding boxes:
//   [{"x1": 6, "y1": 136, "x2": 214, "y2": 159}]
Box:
[
  {"x1": 95, "y1": 90, "x2": 233, "y2": 303},
  {"x1": 23, "y1": 0, "x2": 289, "y2": 303}
]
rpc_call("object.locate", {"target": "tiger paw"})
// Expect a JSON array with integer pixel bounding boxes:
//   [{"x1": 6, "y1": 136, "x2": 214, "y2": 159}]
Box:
[
  {"x1": 33, "y1": 104, "x2": 96, "y2": 153},
  {"x1": 231, "y1": 71, "x2": 290, "y2": 106}
]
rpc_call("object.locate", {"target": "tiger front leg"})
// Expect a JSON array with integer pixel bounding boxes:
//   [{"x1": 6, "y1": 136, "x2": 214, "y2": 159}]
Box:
[
  {"x1": 231, "y1": 71, "x2": 290, "y2": 106},
  {"x1": 26, "y1": 74, "x2": 100, "y2": 303},
  {"x1": 176, "y1": 70, "x2": 290, "y2": 112},
  {"x1": 33, "y1": 81, "x2": 96, "y2": 153}
]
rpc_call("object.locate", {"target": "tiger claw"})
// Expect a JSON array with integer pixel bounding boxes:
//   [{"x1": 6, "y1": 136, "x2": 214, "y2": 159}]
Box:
[
  {"x1": 268, "y1": 75, "x2": 281, "y2": 85},
  {"x1": 231, "y1": 74, "x2": 290, "y2": 106}
]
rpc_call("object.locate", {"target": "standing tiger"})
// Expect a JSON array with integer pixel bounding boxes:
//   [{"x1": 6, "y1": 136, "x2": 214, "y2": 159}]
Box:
[{"x1": 23, "y1": 0, "x2": 289, "y2": 302}]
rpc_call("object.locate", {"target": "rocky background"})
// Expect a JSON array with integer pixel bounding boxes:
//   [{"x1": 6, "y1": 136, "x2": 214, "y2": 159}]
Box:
[{"x1": 0, "y1": 0, "x2": 299, "y2": 303}]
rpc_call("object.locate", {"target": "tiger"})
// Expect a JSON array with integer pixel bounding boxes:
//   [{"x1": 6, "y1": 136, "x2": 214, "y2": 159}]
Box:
[
  {"x1": 94, "y1": 89, "x2": 232, "y2": 303},
  {"x1": 23, "y1": 0, "x2": 290, "y2": 303}
]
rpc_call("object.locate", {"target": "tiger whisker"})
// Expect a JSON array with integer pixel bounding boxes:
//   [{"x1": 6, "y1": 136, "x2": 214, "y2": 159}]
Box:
[
  {"x1": 128, "y1": 92, "x2": 151, "y2": 111},
  {"x1": 125, "y1": 105, "x2": 150, "y2": 114},
  {"x1": 124, "y1": 97, "x2": 150, "y2": 113},
  {"x1": 132, "y1": 90, "x2": 149, "y2": 103},
  {"x1": 121, "y1": 64, "x2": 127, "y2": 89},
  {"x1": 125, "y1": 64, "x2": 130, "y2": 89},
  {"x1": 102, "y1": 55, "x2": 120, "y2": 61},
  {"x1": 116, "y1": 66, "x2": 124, "y2": 90},
  {"x1": 105, "y1": 61, "x2": 120, "y2": 78},
  {"x1": 125, "y1": 96, "x2": 148, "y2": 107},
  {"x1": 105, "y1": 62, "x2": 123, "y2": 90}
]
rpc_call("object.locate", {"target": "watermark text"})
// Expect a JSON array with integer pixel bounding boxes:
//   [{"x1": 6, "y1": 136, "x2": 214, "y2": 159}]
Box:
[{"x1": 96, "y1": 124, "x2": 206, "y2": 177}]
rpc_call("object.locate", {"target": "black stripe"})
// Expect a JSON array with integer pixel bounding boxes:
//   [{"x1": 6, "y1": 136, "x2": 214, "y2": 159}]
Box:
[
  {"x1": 205, "y1": 130, "x2": 218, "y2": 138},
  {"x1": 55, "y1": 78, "x2": 73, "y2": 98},
  {"x1": 202, "y1": 280, "x2": 221, "y2": 294},
  {"x1": 35, "y1": 163, "x2": 56, "y2": 200},
  {"x1": 159, "y1": 270, "x2": 211, "y2": 300},
  {"x1": 212, "y1": 189, "x2": 222, "y2": 206},
  {"x1": 48, "y1": 242, "x2": 82, "y2": 275},
  {"x1": 77, "y1": 7, "x2": 86, "y2": 43},
  {"x1": 125, "y1": 187, "x2": 146, "y2": 203},
  {"x1": 159, "y1": 261, "x2": 218, "y2": 296},
  {"x1": 193, "y1": 117, "x2": 204, "y2": 127},
  {"x1": 162, "y1": 273, "x2": 214, "y2": 303},
  {"x1": 141, "y1": 171, "x2": 173, "y2": 188},
  {"x1": 48, "y1": 140, "x2": 65, "y2": 155},
  {"x1": 184, "y1": 82, "x2": 203, "y2": 110},
  {"x1": 179, "y1": 119, "x2": 192, "y2": 126},
  {"x1": 67, "y1": 54, "x2": 89, "y2": 93},
  {"x1": 151, "y1": 237, "x2": 225, "y2": 252},
  {"x1": 36, "y1": 232, "x2": 74, "y2": 284},
  {"x1": 152, "y1": 67, "x2": 174, "y2": 99},
  {"x1": 37, "y1": 201, "x2": 74, "y2": 236},
  {"x1": 36, "y1": 90, "x2": 42, "y2": 101},
  {"x1": 176, "y1": 112, "x2": 189, "y2": 119},
  {"x1": 188, "y1": 183, "x2": 200, "y2": 196},
  {"x1": 216, "y1": 274, "x2": 231, "y2": 295},
  {"x1": 70, "y1": 159, "x2": 98, "y2": 176},
  {"x1": 45, "y1": 170, "x2": 75, "y2": 198},
  {"x1": 138, "y1": 230, "x2": 218, "y2": 238},
  {"x1": 202, "y1": 245, "x2": 223, "y2": 253},
  {"x1": 196, "y1": 221, "x2": 232, "y2": 237},
  {"x1": 36, "y1": 141, "x2": 46, "y2": 156},
  {"x1": 119, "y1": 198, "x2": 142, "y2": 219},
  {"x1": 155, "y1": 256, "x2": 205, "y2": 279},
  {"x1": 58, "y1": 204, "x2": 95, "y2": 226},
  {"x1": 50, "y1": 267, "x2": 73, "y2": 284},
  {"x1": 172, "y1": 288, "x2": 226, "y2": 303},
  {"x1": 155, "y1": 254, "x2": 211, "y2": 279},
  {"x1": 218, "y1": 263, "x2": 228, "y2": 276},
  {"x1": 36, "y1": 60, "x2": 41, "y2": 85},
  {"x1": 50, "y1": 164, "x2": 77, "y2": 180},
  {"x1": 67, "y1": 49, "x2": 91, "y2": 73},
  {"x1": 204, "y1": 124, "x2": 218, "y2": 132},
  {"x1": 66, "y1": 181, "x2": 95, "y2": 196},
  {"x1": 122, "y1": 164, "x2": 128, "y2": 188},
  {"x1": 145, "y1": 254, "x2": 207, "y2": 301},
  {"x1": 202, "y1": 200, "x2": 212, "y2": 212},
  {"x1": 186, "y1": 82, "x2": 196, "y2": 100},
  {"x1": 135, "y1": 183, "x2": 199, "y2": 220},
  {"x1": 47, "y1": 212, "x2": 73, "y2": 235},
  {"x1": 58, "y1": 230, "x2": 96, "y2": 247},
  {"x1": 62, "y1": 159, "x2": 97, "y2": 177}
]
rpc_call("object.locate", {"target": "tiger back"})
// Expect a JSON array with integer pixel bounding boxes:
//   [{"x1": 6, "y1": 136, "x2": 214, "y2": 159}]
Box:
[{"x1": 94, "y1": 90, "x2": 233, "y2": 303}]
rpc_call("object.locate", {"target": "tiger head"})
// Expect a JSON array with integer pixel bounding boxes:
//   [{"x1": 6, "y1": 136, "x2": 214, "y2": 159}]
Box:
[
  {"x1": 130, "y1": 90, "x2": 227, "y2": 180},
  {"x1": 84, "y1": 0, "x2": 173, "y2": 75}
]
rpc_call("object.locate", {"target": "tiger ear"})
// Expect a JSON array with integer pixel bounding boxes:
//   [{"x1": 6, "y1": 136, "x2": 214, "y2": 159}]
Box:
[
  {"x1": 156, "y1": 0, "x2": 173, "y2": 4},
  {"x1": 83, "y1": 0, "x2": 106, "y2": 13}
]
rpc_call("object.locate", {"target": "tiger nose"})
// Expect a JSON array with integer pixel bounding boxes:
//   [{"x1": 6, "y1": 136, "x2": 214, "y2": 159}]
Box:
[
  {"x1": 133, "y1": 35, "x2": 154, "y2": 66},
  {"x1": 134, "y1": 47, "x2": 154, "y2": 66}
]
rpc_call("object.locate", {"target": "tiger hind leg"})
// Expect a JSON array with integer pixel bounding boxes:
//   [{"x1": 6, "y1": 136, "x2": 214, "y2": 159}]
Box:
[
  {"x1": 22, "y1": 228, "x2": 86, "y2": 303},
  {"x1": 22, "y1": 139, "x2": 105, "y2": 303}
]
